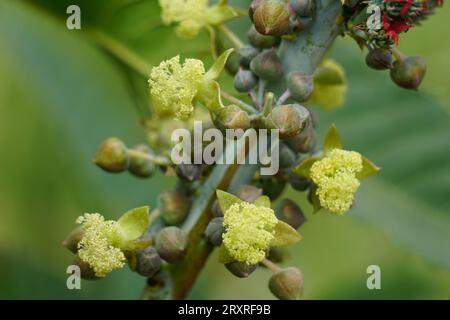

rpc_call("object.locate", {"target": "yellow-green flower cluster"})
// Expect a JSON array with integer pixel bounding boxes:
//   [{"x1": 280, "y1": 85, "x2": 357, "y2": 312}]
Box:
[
  {"x1": 159, "y1": 0, "x2": 208, "y2": 38},
  {"x1": 149, "y1": 56, "x2": 205, "y2": 120},
  {"x1": 310, "y1": 149, "x2": 363, "y2": 215},
  {"x1": 223, "y1": 202, "x2": 278, "y2": 265},
  {"x1": 76, "y1": 213, "x2": 125, "y2": 277}
]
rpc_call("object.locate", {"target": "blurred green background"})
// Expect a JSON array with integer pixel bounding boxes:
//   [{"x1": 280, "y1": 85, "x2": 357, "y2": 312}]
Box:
[{"x1": 0, "y1": 0, "x2": 449, "y2": 299}]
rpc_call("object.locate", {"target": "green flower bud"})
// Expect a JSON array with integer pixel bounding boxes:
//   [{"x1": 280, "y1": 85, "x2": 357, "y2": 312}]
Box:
[
  {"x1": 390, "y1": 56, "x2": 427, "y2": 90},
  {"x1": 234, "y1": 185, "x2": 264, "y2": 203},
  {"x1": 73, "y1": 256, "x2": 99, "y2": 280},
  {"x1": 239, "y1": 45, "x2": 260, "y2": 68},
  {"x1": 269, "y1": 267, "x2": 304, "y2": 300},
  {"x1": 286, "y1": 72, "x2": 314, "y2": 102},
  {"x1": 136, "y1": 247, "x2": 162, "y2": 278},
  {"x1": 286, "y1": 125, "x2": 317, "y2": 153},
  {"x1": 259, "y1": 176, "x2": 287, "y2": 201},
  {"x1": 205, "y1": 217, "x2": 224, "y2": 246},
  {"x1": 211, "y1": 200, "x2": 224, "y2": 217},
  {"x1": 62, "y1": 226, "x2": 84, "y2": 254},
  {"x1": 287, "y1": 169, "x2": 311, "y2": 191},
  {"x1": 366, "y1": 48, "x2": 393, "y2": 70},
  {"x1": 247, "y1": 25, "x2": 281, "y2": 49},
  {"x1": 214, "y1": 105, "x2": 251, "y2": 130},
  {"x1": 250, "y1": 49, "x2": 283, "y2": 81},
  {"x1": 266, "y1": 104, "x2": 309, "y2": 139},
  {"x1": 225, "y1": 261, "x2": 258, "y2": 278},
  {"x1": 275, "y1": 199, "x2": 306, "y2": 229},
  {"x1": 155, "y1": 227, "x2": 188, "y2": 263},
  {"x1": 290, "y1": 0, "x2": 316, "y2": 17},
  {"x1": 251, "y1": 0, "x2": 297, "y2": 37},
  {"x1": 279, "y1": 143, "x2": 297, "y2": 169},
  {"x1": 159, "y1": 191, "x2": 190, "y2": 225},
  {"x1": 176, "y1": 163, "x2": 203, "y2": 182},
  {"x1": 94, "y1": 137, "x2": 129, "y2": 173},
  {"x1": 234, "y1": 68, "x2": 258, "y2": 93},
  {"x1": 128, "y1": 144, "x2": 156, "y2": 178}
]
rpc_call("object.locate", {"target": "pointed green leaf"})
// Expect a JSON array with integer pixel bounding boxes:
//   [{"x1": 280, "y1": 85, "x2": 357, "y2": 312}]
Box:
[
  {"x1": 197, "y1": 80, "x2": 224, "y2": 112},
  {"x1": 324, "y1": 124, "x2": 343, "y2": 152},
  {"x1": 270, "y1": 221, "x2": 302, "y2": 247},
  {"x1": 121, "y1": 239, "x2": 152, "y2": 252},
  {"x1": 205, "y1": 48, "x2": 234, "y2": 81},
  {"x1": 357, "y1": 156, "x2": 381, "y2": 180},
  {"x1": 117, "y1": 206, "x2": 150, "y2": 241},
  {"x1": 293, "y1": 156, "x2": 321, "y2": 179},
  {"x1": 218, "y1": 244, "x2": 234, "y2": 264},
  {"x1": 216, "y1": 190, "x2": 243, "y2": 214},
  {"x1": 254, "y1": 195, "x2": 271, "y2": 208}
]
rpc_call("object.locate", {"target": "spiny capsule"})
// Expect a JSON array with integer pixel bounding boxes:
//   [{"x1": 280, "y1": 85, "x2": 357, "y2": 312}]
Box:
[
  {"x1": 250, "y1": 0, "x2": 298, "y2": 37},
  {"x1": 266, "y1": 104, "x2": 309, "y2": 139},
  {"x1": 286, "y1": 72, "x2": 314, "y2": 102}
]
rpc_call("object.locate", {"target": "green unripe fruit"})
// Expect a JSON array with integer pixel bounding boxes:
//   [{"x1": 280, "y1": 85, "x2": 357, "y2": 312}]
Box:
[
  {"x1": 250, "y1": 49, "x2": 283, "y2": 81},
  {"x1": 259, "y1": 176, "x2": 287, "y2": 201},
  {"x1": 155, "y1": 227, "x2": 188, "y2": 263},
  {"x1": 390, "y1": 56, "x2": 427, "y2": 90},
  {"x1": 239, "y1": 45, "x2": 260, "y2": 68},
  {"x1": 205, "y1": 217, "x2": 224, "y2": 246},
  {"x1": 234, "y1": 69, "x2": 258, "y2": 93},
  {"x1": 279, "y1": 143, "x2": 297, "y2": 169},
  {"x1": 287, "y1": 169, "x2": 311, "y2": 191},
  {"x1": 269, "y1": 267, "x2": 304, "y2": 300},
  {"x1": 266, "y1": 104, "x2": 309, "y2": 139},
  {"x1": 248, "y1": 25, "x2": 281, "y2": 49},
  {"x1": 366, "y1": 48, "x2": 393, "y2": 70},
  {"x1": 286, "y1": 72, "x2": 314, "y2": 102},
  {"x1": 214, "y1": 105, "x2": 251, "y2": 131},
  {"x1": 94, "y1": 137, "x2": 129, "y2": 173},
  {"x1": 276, "y1": 199, "x2": 306, "y2": 229},
  {"x1": 128, "y1": 144, "x2": 156, "y2": 178},
  {"x1": 136, "y1": 247, "x2": 162, "y2": 278},
  {"x1": 211, "y1": 200, "x2": 224, "y2": 217},
  {"x1": 286, "y1": 125, "x2": 317, "y2": 153},
  {"x1": 225, "y1": 261, "x2": 258, "y2": 278},
  {"x1": 159, "y1": 191, "x2": 190, "y2": 225},
  {"x1": 251, "y1": 0, "x2": 296, "y2": 37}
]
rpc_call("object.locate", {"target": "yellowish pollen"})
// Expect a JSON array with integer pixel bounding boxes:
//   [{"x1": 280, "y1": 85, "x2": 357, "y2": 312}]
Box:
[
  {"x1": 223, "y1": 202, "x2": 278, "y2": 265},
  {"x1": 310, "y1": 149, "x2": 363, "y2": 215},
  {"x1": 159, "y1": 0, "x2": 208, "y2": 38},
  {"x1": 76, "y1": 213, "x2": 125, "y2": 277},
  {"x1": 149, "y1": 56, "x2": 205, "y2": 120}
]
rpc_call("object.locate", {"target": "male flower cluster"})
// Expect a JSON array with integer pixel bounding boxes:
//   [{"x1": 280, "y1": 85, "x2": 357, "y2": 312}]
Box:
[
  {"x1": 149, "y1": 56, "x2": 205, "y2": 120},
  {"x1": 310, "y1": 149, "x2": 363, "y2": 215},
  {"x1": 76, "y1": 213, "x2": 126, "y2": 277},
  {"x1": 223, "y1": 202, "x2": 278, "y2": 265}
]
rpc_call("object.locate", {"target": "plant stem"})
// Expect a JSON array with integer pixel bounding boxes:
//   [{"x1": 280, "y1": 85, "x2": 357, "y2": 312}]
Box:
[
  {"x1": 218, "y1": 24, "x2": 245, "y2": 49},
  {"x1": 221, "y1": 90, "x2": 258, "y2": 113},
  {"x1": 277, "y1": 90, "x2": 291, "y2": 105},
  {"x1": 391, "y1": 46, "x2": 406, "y2": 61},
  {"x1": 261, "y1": 259, "x2": 282, "y2": 273},
  {"x1": 127, "y1": 149, "x2": 172, "y2": 166}
]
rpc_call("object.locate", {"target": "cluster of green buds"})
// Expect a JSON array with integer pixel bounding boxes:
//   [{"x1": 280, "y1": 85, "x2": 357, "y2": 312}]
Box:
[{"x1": 343, "y1": 0, "x2": 442, "y2": 90}]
